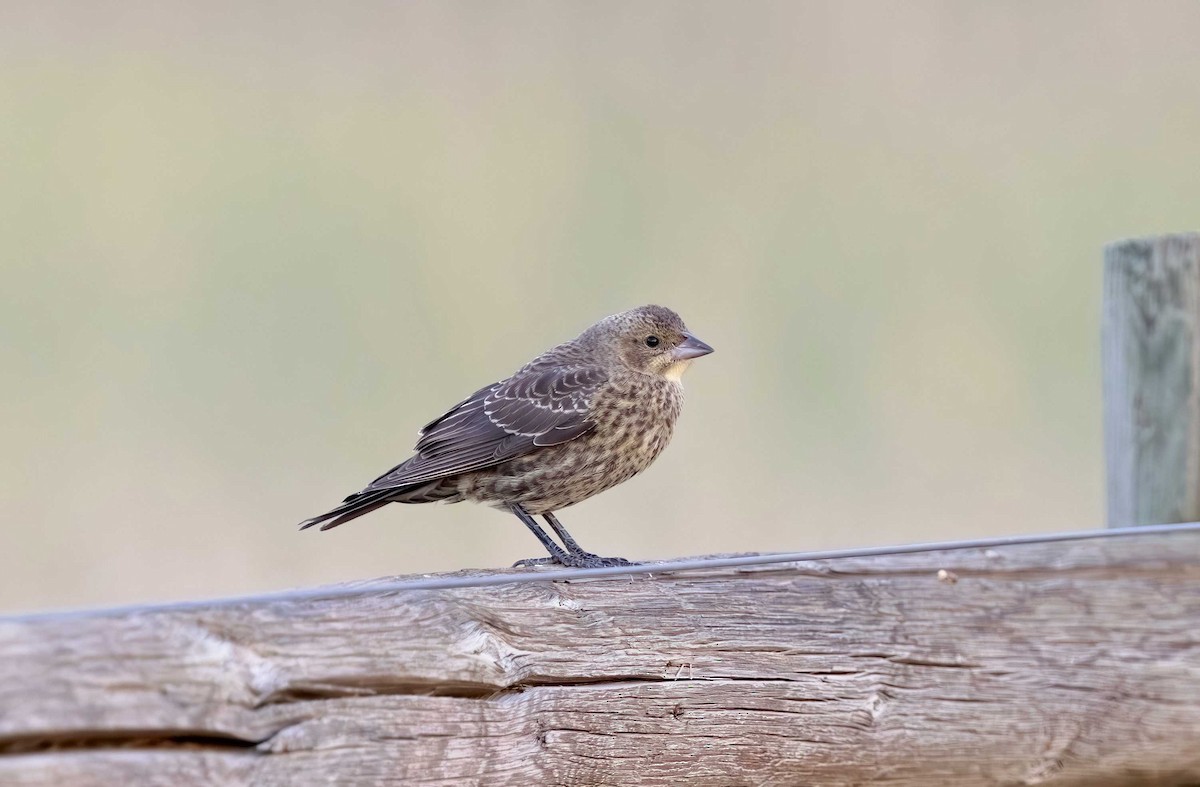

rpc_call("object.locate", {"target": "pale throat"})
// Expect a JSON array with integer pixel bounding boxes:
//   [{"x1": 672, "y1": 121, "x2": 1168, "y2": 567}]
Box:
[{"x1": 662, "y1": 359, "x2": 692, "y2": 383}]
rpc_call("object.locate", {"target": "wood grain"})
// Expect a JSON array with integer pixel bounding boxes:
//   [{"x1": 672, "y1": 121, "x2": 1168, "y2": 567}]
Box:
[
  {"x1": 1104, "y1": 233, "x2": 1200, "y2": 526},
  {"x1": 2, "y1": 532, "x2": 1200, "y2": 786}
]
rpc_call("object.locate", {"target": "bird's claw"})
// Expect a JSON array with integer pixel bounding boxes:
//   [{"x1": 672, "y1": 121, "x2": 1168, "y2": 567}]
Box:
[
  {"x1": 512, "y1": 554, "x2": 636, "y2": 569},
  {"x1": 574, "y1": 555, "x2": 636, "y2": 568},
  {"x1": 512, "y1": 556, "x2": 558, "y2": 568}
]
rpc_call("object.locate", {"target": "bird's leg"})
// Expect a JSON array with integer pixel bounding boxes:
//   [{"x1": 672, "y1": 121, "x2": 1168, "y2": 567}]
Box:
[
  {"x1": 509, "y1": 503, "x2": 571, "y2": 567},
  {"x1": 541, "y1": 512, "x2": 596, "y2": 558},
  {"x1": 542, "y1": 512, "x2": 634, "y2": 568},
  {"x1": 509, "y1": 504, "x2": 636, "y2": 569}
]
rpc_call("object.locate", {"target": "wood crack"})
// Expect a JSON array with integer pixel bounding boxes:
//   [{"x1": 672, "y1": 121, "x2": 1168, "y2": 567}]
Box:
[{"x1": 0, "y1": 731, "x2": 266, "y2": 756}]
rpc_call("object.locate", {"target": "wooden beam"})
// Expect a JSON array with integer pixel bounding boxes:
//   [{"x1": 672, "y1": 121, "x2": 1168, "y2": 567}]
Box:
[
  {"x1": 1104, "y1": 233, "x2": 1200, "y2": 526},
  {"x1": 3, "y1": 529, "x2": 1199, "y2": 786}
]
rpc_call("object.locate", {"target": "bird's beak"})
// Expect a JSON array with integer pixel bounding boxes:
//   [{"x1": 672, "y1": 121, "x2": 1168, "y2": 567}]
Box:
[{"x1": 673, "y1": 333, "x2": 714, "y2": 360}]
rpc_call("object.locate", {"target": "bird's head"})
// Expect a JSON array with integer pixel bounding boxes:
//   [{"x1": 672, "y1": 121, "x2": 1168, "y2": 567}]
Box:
[{"x1": 584, "y1": 305, "x2": 713, "y2": 381}]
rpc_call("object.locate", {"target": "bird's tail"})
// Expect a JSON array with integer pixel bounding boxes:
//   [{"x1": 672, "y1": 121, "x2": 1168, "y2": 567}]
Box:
[{"x1": 297, "y1": 489, "x2": 393, "y2": 532}]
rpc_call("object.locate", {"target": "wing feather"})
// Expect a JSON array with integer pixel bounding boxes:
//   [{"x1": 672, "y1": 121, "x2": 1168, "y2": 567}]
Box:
[{"x1": 362, "y1": 364, "x2": 607, "y2": 492}]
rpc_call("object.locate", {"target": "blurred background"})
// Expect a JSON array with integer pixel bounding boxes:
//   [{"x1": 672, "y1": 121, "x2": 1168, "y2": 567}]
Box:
[{"x1": 3, "y1": 1, "x2": 1199, "y2": 613}]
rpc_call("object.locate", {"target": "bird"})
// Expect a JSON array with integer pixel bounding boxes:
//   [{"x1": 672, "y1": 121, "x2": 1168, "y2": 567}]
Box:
[{"x1": 298, "y1": 305, "x2": 713, "y2": 568}]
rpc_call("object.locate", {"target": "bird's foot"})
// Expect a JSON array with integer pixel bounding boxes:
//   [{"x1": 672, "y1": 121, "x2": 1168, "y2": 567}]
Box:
[
  {"x1": 512, "y1": 556, "x2": 558, "y2": 568},
  {"x1": 512, "y1": 554, "x2": 636, "y2": 569},
  {"x1": 564, "y1": 549, "x2": 636, "y2": 568},
  {"x1": 571, "y1": 554, "x2": 636, "y2": 568}
]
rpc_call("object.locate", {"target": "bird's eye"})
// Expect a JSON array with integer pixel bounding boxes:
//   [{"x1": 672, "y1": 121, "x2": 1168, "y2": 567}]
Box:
[{"x1": 644, "y1": 335, "x2": 660, "y2": 348}]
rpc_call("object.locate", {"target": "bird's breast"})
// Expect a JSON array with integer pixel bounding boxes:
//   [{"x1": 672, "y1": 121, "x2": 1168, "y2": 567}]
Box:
[
  {"x1": 588, "y1": 375, "x2": 683, "y2": 469},
  {"x1": 466, "y1": 375, "x2": 684, "y2": 514}
]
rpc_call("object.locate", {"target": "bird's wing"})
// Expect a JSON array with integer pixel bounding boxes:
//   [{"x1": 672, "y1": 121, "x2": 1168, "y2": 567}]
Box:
[{"x1": 362, "y1": 364, "x2": 608, "y2": 492}]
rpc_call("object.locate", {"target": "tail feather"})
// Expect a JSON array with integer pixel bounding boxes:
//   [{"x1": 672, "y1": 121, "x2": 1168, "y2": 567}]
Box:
[{"x1": 298, "y1": 489, "x2": 393, "y2": 532}]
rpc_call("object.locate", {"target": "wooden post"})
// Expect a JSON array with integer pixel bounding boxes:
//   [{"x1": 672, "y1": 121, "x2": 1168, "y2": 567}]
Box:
[
  {"x1": 2, "y1": 529, "x2": 1200, "y2": 786},
  {"x1": 1103, "y1": 232, "x2": 1200, "y2": 526}
]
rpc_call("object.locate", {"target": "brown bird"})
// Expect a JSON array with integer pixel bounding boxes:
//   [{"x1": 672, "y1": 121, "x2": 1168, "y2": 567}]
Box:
[{"x1": 298, "y1": 305, "x2": 713, "y2": 568}]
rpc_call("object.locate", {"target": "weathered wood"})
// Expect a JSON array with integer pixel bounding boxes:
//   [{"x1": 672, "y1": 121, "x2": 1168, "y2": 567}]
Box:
[
  {"x1": 1104, "y1": 233, "x2": 1200, "y2": 526},
  {"x1": 2, "y1": 530, "x2": 1200, "y2": 786}
]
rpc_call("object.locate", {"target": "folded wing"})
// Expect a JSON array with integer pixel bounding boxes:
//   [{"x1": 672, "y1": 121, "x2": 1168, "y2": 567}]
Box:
[{"x1": 362, "y1": 364, "x2": 609, "y2": 492}]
